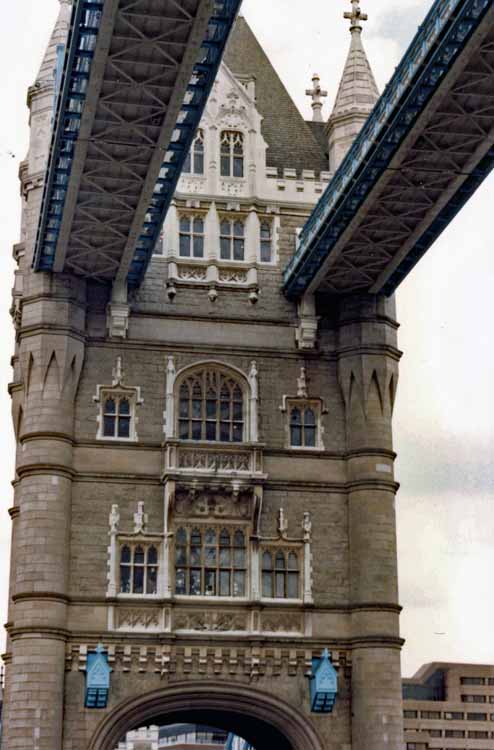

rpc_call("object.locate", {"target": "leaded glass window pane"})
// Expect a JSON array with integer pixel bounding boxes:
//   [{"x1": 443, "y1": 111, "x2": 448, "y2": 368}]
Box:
[
  {"x1": 176, "y1": 370, "x2": 245, "y2": 443},
  {"x1": 175, "y1": 525, "x2": 248, "y2": 597}
]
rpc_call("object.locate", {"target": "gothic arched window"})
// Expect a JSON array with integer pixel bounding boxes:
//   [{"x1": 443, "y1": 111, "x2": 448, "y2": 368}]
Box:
[
  {"x1": 119, "y1": 543, "x2": 158, "y2": 595},
  {"x1": 261, "y1": 549, "x2": 300, "y2": 599},
  {"x1": 178, "y1": 369, "x2": 245, "y2": 442},
  {"x1": 103, "y1": 395, "x2": 132, "y2": 439},
  {"x1": 220, "y1": 218, "x2": 245, "y2": 261},
  {"x1": 179, "y1": 215, "x2": 204, "y2": 258},
  {"x1": 175, "y1": 526, "x2": 247, "y2": 597},
  {"x1": 289, "y1": 405, "x2": 317, "y2": 448},
  {"x1": 183, "y1": 129, "x2": 204, "y2": 175},
  {"x1": 220, "y1": 130, "x2": 244, "y2": 178}
]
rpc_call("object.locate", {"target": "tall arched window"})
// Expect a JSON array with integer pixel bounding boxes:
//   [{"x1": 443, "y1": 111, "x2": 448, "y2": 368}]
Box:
[
  {"x1": 179, "y1": 215, "x2": 204, "y2": 257},
  {"x1": 103, "y1": 395, "x2": 131, "y2": 438},
  {"x1": 220, "y1": 131, "x2": 244, "y2": 177},
  {"x1": 178, "y1": 369, "x2": 245, "y2": 442},
  {"x1": 290, "y1": 405, "x2": 317, "y2": 448},
  {"x1": 183, "y1": 129, "x2": 204, "y2": 175},
  {"x1": 175, "y1": 526, "x2": 247, "y2": 597},
  {"x1": 220, "y1": 218, "x2": 245, "y2": 261},
  {"x1": 261, "y1": 549, "x2": 300, "y2": 599},
  {"x1": 119, "y1": 544, "x2": 158, "y2": 595}
]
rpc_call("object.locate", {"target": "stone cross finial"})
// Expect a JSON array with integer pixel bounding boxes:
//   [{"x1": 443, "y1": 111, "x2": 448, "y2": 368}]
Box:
[
  {"x1": 344, "y1": 0, "x2": 368, "y2": 31},
  {"x1": 305, "y1": 74, "x2": 328, "y2": 123}
]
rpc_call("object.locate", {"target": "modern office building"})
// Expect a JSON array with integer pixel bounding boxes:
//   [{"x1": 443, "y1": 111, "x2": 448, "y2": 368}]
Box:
[{"x1": 403, "y1": 663, "x2": 494, "y2": 750}]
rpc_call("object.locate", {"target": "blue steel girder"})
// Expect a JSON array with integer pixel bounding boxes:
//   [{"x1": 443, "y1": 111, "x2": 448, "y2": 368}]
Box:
[
  {"x1": 33, "y1": 0, "x2": 241, "y2": 287},
  {"x1": 283, "y1": 0, "x2": 494, "y2": 299}
]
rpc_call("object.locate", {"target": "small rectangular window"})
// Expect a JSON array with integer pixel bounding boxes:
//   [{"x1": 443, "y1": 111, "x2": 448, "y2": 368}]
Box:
[
  {"x1": 260, "y1": 220, "x2": 273, "y2": 262},
  {"x1": 467, "y1": 712, "x2": 487, "y2": 720},
  {"x1": 461, "y1": 676, "x2": 485, "y2": 685},
  {"x1": 403, "y1": 710, "x2": 418, "y2": 719},
  {"x1": 445, "y1": 711, "x2": 464, "y2": 719}
]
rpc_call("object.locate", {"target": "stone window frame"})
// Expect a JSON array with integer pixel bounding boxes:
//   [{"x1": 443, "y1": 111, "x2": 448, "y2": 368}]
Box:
[
  {"x1": 106, "y1": 502, "x2": 165, "y2": 600},
  {"x1": 178, "y1": 212, "x2": 206, "y2": 259},
  {"x1": 280, "y1": 396, "x2": 326, "y2": 451},
  {"x1": 165, "y1": 358, "x2": 259, "y2": 445},
  {"x1": 173, "y1": 522, "x2": 250, "y2": 600},
  {"x1": 94, "y1": 358, "x2": 143, "y2": 442}
]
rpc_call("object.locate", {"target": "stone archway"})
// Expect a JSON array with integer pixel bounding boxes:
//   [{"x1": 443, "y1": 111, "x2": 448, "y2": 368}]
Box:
[{"x1": 88, "y1": 680, "x2": 324, "y2": 750}]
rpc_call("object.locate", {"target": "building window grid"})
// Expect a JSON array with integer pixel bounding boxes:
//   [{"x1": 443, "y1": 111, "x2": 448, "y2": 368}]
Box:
[
  {"x1": 183, "y1": 129, "x2": 204, "y2": 175},
  {"x1": 462, "y1": 693, "x2": 487, "y2": 703},
  {"x1": 174, "y1": 526, "x2": 247, "y2": 598},
  {"x1": 178, "y1": 370, "x2": 244, "y2": 443},
  {"x1": 220, "y1": 130, "x2": 244, "y2": 178},
  {"x1": 103, "y1": 394, "x2": 132, "y2": 439},
  {"x1": 119, "y1": 543, "x2": 158, "y2": 595},
  {"x1": 179, "y1": 215, "x2": 205, "y2": 258},
  {"x1": 220, "y1": 218, "x2": 245, "y2": 261},
  {"x1": 261, "y1": 549, "x2": 300, "y2": 599}
]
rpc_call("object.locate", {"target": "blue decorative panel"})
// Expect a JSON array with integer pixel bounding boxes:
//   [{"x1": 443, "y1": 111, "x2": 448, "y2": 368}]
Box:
[
  {"x1": 85, "y1": 644, "x2": 111, "y2": 709},
  {"x1": 309, "y1": 649, "x2": 338, "y2": 713}
]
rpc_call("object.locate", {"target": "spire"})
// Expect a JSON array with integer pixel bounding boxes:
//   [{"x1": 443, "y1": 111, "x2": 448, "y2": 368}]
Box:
[{"x1": 326, "y1": 0, "x2": 379, "y2": 172}]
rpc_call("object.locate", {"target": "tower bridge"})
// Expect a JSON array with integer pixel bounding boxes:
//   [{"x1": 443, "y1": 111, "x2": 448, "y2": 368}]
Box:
[{"x1": 3, "y1": 0, "x2": 493, "y2": 749}]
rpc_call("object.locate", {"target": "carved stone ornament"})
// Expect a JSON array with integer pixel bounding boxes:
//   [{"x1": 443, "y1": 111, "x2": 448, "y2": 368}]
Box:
[
  {"x1": 218, "y1": 89, "x2": 250, "y2": 129},
  {"x1": 174, "y1": 610, "x2": 247, "y2": 632},
  {"x1": 261, "y1": 613, "x2": 303, "y2": 634},
  {"x1": 109, "y1": 504, "x2": 120, "y2": 534},
  {"x1": 174, "y1": 487, "x2": 251, "y2": 520},
  {"x1": 177, "y1": 448, "x2": 251, "y2": 473},
  {"x1": 133, "y1": 501, "x2": 148, "y2": 534},
  {"x1": 118, "y1": 608, "x2": 161, "y2": 630}
]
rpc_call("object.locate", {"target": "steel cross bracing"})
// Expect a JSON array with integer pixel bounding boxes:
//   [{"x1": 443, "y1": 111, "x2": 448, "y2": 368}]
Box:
[
  {"x1": 283, "y1": 0, "x2": 494, "y2": 300},
  {"x1": 34, "y1": 0, "x2": 241, "y2": 287}
]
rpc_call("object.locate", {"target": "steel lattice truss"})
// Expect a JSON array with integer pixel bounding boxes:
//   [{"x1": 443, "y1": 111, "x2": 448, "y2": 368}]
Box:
[
  {"x1": 34, "y1": 0, "x2": 240, "y2": 286},
  {"x1": 284, "y1": 0, "x2": 494, "y2": 299}
]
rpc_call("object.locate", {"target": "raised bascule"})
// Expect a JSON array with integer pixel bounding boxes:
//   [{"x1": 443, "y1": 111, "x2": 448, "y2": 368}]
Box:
[{"x1": 2, "y1": 0, "x2": 493, "y2": 748}]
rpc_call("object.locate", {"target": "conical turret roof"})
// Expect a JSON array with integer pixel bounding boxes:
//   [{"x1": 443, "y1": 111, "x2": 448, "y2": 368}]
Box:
[
  {"x1": 329, "y1": 16, "x2": 379, "y2": 123},
  {"x1": 35, "y1": 0, "x2": 72, "y2": 85}
]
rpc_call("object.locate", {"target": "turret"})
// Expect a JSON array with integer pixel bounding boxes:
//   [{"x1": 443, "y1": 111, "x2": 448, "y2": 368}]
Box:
[{"x1": 327, "y1": 0, "x2": 379, "y2": 172}]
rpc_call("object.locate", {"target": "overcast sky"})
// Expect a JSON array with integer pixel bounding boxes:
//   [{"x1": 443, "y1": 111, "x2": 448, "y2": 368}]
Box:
[{"x1": 0, "y1": 0, "x2": 492, "y2": 678}]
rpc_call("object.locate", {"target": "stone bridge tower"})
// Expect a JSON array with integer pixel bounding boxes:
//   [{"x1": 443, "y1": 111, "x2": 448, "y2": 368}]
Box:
[{"x1": 2, "y1": 3, "x2": 404, "y2": 750}]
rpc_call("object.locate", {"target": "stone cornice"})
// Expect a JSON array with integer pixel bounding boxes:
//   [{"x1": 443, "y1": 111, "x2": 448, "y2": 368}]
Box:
[
  {"x1": 16, "y1": 464, "x2": 75, "y2": 480},
  {"x1": 13, "y1": 592, "x2": 70, "y2": 604}
]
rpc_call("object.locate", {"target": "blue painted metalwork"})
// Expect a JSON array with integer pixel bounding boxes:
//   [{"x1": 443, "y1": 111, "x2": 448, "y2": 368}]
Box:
[
  {"x1": 309, "y1": 649, "x2": 338, "y2": 714},
  {"x1": 225, "y1": 734, "x2": 254, "y2": 750},
  {"x1": 127, "y1": 0, "x2": 242, "y2": 287},
  {"x1": 85, "y1": 644, "x2": 111, "y2": 709},
  {"x1": 34, "y1": 0, "x2": 103, "y2": 273},
  {"x1": 33, "y1": 0, "x2": 242, "y2": 287},
  {"x1": 382, "y1": 144, "x2": 494, "y2": 295},
  {"x1": 53, "y1": 44, "x2": 66, "y2": 117},
  {"x1": 283, "y1": 0, "x2": 493, "y2": 299}
]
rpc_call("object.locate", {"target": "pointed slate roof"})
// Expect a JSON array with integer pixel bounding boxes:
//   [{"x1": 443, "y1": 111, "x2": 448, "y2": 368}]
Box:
[
  {"x1": 329, "y1": 26, "x2": 379, "y2": 123},
  {"x1": 35, "y1": 0, "x2": 72, "y2": 84},
  {"x1": 224, "y1": 17, "x2": 328, "y2": 176}
]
